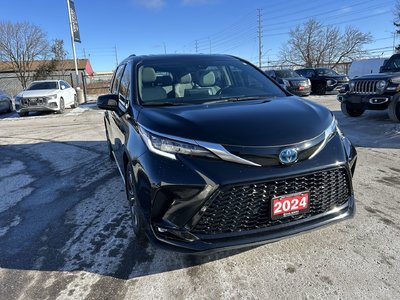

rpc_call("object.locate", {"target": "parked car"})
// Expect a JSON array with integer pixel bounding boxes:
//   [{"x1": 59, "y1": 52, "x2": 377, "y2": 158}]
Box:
[
  {"x1": 266, "y1": 69, "x2": 311, "y2": 96},
  {"x1": 337, "y1": 53, "x2": 400, "y2": 122},
  {"x1": 97, "y1": 54, "x2": 357, "y2": 253},
  {"x1": 296, "y1": 68, "x2": 349, "y2": 95},
  {"x1": 15, "y1": 80, "x2": 78, "y2": 117},
  {"x1": 0, "y1": 90, "x2": 14, "y2": 114},
  {"x1": 348, "y1": 58, "x2": 388, "y2": 79}
]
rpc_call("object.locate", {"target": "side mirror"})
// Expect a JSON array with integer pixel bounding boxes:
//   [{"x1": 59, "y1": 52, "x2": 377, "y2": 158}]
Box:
[
  {"x1": 97, "y1": 94, "x2": 119, "y2": 111},
  {"x1": 61, "y1": 85, "x2": 66, "y2": 90}
]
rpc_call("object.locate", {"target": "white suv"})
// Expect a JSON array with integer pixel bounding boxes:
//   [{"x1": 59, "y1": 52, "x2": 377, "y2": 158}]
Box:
[{"x1": 15, "y1": 80, "x2": 78, "y2": 117}]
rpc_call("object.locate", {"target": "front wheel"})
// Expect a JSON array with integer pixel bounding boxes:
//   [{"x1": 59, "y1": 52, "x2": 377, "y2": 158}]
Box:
[
  {"x1": 57, "y1": 98, "x2": 65, "y2": 114},
  {"x1": 125, "y1": 162, "x2": 145, "y2": 238},
  {"x1": 388, "y1": 95, "x2": 400, "y2": 122},
  {"x1": 341, "y1": 102, "x2": 365, "y2": 117},
  {"x1": 8, "y1": 100, "x2": 13, "y2": 112}
]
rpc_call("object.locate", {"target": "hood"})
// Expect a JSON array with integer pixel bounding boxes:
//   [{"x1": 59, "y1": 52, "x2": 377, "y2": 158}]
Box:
[
  {"x1": 19, "y1": 89, "x2": 59, "y2": 98},
  {"x1": 138, "y1": 97, "x2": 333, "y2": 147},
  {"x1": 353, "y1": 72, "x2": 400, "y2": 80},
  {"x1": 325, "y1": 75, "x2": 349, "y2": 81},
  {"x1": 284, "y1": 77, "x2": 308, "y2": 82}
]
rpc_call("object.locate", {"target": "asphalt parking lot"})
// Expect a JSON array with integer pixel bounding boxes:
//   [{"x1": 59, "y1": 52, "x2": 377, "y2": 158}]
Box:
[{"x1": 0, "y1": 95, "x2": 399, "y2": 299}]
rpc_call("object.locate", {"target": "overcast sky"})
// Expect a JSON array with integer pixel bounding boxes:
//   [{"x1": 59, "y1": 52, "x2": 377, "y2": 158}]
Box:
[{"x1": 2, "y1": 0, "x2": 397, "y2": 71}]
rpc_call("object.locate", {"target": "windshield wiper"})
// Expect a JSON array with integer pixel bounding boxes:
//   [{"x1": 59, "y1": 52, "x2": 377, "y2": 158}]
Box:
[
  {"x1": 142, "y1": 101, "x2": 187, "y2": 107},
  {"x1": 200, "y1": 96, "x2": 274, "y2": 104}
]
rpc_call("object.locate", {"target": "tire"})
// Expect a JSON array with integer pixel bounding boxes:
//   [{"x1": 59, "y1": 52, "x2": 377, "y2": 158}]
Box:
[
  {"x1": 125, "y1": 162, "x2": 145, "y2": 238},
  {"x1": 71, "y1": 95, "x2": 79, "y2": 108},
  {"x1": 341, "y1": 102, "x2": 365, "y2": 117},
  {"x1": 57, "y1": 98, "x2": 65, "y2": 114},
  {"x1": 315, "y1": 84, "x2": 326, "y2": 95},
  {"x1": 8, "y1": 100, "x2": 13, "y2": 113},
  {"x1": 388, "y1": 95, "x2": 400, "y2": 122},
  {"x1": 18, "y1": 111, "x2": 28, "y2": 117}
]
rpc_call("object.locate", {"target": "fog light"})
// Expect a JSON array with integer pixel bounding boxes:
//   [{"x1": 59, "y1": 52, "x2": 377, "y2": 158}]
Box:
[{"x1": 49, "y1": 102, "x2": 57, "y2": 108}]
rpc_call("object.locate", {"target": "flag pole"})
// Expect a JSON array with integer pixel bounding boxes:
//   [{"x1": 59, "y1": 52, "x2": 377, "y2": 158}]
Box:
[{"x1": 66, "y1": 0, "x2": 80, "y2": 87}]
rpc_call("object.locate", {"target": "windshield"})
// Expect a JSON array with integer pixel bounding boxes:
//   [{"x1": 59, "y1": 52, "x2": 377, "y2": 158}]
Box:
[
  {"x1": 382, "y1": 56, "x2": 400, "y2": 72},
  {"x1": 27, "y1": 82, "x2": 58, "y2": 90},
  {"x1": 138, "y1": 59, "x2": 285, "y2": 105},
  {"x1": 274, "y1": 70, "x2": 301, "y2": 78},
  {"x1": 315, "y1": 68, "x2": 338, "y2": 76}
]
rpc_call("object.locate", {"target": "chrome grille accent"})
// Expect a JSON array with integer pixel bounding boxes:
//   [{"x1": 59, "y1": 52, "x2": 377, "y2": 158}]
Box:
[{"x1": 353, "y1": 80, "x2": 378, "y2": 94}]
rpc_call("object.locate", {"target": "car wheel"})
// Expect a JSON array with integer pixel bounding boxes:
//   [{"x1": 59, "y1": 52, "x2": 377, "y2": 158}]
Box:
[
  {"x1": 18, "y1": 112, "x2": 28, "y2": 117},
  {"x1": 8, "y1": 100, "x2": 13, "y2": 113},
  {"x1": 341, "y1": 102, "x2": 365, "y2": 117},
  {"x1": 125, "y1": 162, "x2": 145, "y2": 238},
  {"x1": 71, "y1": 94, "x2": 79, "y2": 108},
  {"x1": 388, "y1": 95, "x2": 400, "y2": 122},
  {"x1": 58, "y1": 98, "x2": 65, "y2": 114},
  {"x1": 315, "y1": 85, "x2": 326, "y2": 95}
]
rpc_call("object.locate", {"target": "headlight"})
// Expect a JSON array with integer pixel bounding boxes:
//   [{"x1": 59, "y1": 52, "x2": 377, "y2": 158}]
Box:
[
  {"x1": 46, "y1": 94, "x2": 58, "y2": 100},
  {"x1": 349, "y1": 81, "x2": 355, "y2": 91},
  {"x1": 282, "y1": 79, "x2": 290, "y2": 87},
  {"x1": 309, "y1": 117, "x2": 341, "y2": 159},
  {"x1": 327, "y1": 79, "x2": 337, "y2": 86},
  {"x1": 391, "y1": 77, "x2": 400, "y2": 84},
  {"x1": 377, "y1": 80, "x2": 387, "y2": 90},
  {"x1": 139, "y1": 127, "x2": 216, "y2": 160}
]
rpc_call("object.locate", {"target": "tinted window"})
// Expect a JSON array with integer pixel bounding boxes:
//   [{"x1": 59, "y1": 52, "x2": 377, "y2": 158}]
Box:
[
  {"x1": 27, "y1": 82, "x2": 58, "y2": 90},
  {"x1": 62, "y1": 81, "x2": 71, "y2": 88},
  {"x1": 381, "y1": 56, "x2": 400, "y2": 72},
  {"x1": 119, "y1": 62, "x2": 132, "y2": 105},
  {"x1": 111, "y1": 65, "x2": 125, "y2": 94},
  {"x1": 316, "y1": 68, "x2": 338, "y2": 76},
  {"x1": 275, "y1": 70, "x2": 301, "y2": 78},
  {"x1": 138, "y1": 59, "x2": 285, "y2": 105}
]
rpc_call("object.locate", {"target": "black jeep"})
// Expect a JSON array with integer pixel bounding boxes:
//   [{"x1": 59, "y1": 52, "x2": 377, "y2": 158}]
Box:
[
  {"x1": 296, "y1": 68, "x2": 349, "y2": 95},
  {"x1": 337, "y1": 53, "x2": 400, "y2": 122}
]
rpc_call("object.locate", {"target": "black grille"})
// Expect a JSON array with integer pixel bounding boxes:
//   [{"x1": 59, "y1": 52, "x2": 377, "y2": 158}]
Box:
[
  {"x1": 192, "y1": 168, "x2": 351, "y2": 235},
  {"x1": 353, "y1": 80, "x2": 379, "y2": 94}
]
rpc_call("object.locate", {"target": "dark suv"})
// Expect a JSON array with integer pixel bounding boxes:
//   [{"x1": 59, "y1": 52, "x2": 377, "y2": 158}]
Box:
[
  {"x1": 337, "y1": 53, "x2": 400, "y2": 122},
  {"x1": 296, "y1": 68, "x2": 349, "y2": 95},
  {"x1": 97, "y1": 54, "x2": 357, "y2": 253}
]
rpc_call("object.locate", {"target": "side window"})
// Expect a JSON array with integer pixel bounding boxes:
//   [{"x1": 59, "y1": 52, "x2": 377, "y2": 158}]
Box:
[
  {"x1": 119, "y1": 62, "x2": 132, "y2": 105},
  {"x1": 63, "y1": 81, "x2": 71, "y2": 88},
  {"x1": 306, "y1": 70, "x2": 315, "y2": 78},
  {"x1": 111, "y1": 65, "x2": 125, "y2": 94}
]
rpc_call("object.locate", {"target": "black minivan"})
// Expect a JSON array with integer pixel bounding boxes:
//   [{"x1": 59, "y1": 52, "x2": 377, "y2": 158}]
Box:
[{"x1": 97, "y1": 54, "x2": 357, "y2": 253}]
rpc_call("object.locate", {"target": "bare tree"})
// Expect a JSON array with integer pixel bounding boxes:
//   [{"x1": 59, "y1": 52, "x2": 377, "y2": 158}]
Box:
[
  {"x1": 33, "y1": 39, "x2": 68, "y2": 80},
  {"x1": 280, "y1": 19, "x2": 372, "y2": 68},
  {"x1": 0, "y1": 21, "x2": 50, "y2": 88},
  {"x1": 394, "y1": 0, "x2": 400, "y2": 51}
]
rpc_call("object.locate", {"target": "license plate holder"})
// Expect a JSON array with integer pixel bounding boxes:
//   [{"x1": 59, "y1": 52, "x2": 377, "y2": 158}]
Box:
[{"x1": 271, "y1": 191, "x2": 310, "y2": 220}]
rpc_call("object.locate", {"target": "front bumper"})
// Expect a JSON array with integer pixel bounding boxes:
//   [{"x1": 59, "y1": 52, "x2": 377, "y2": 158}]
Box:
[
  {"x1": 150, "y1": 197, "x2": 355, "y2": 253},
  {"x1": 16, "y1": 103, "x2": 59, "y2": 113},
  {"x1": 135, "y1": 134, "x2": 357, "y2": 253},
  {"x1": 337, "y1": 93, "x2": 392, "y2": 110}
]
